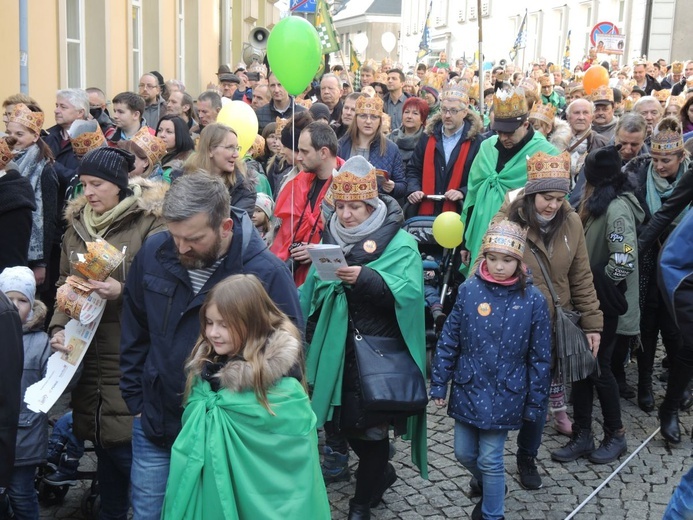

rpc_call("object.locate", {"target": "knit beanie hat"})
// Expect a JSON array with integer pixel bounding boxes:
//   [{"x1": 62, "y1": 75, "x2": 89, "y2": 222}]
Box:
[
  {"x1": 78, "y1": 147, "x2": 136, "y2": 190},
  {"x1": 309, "y1": 103, "x2": 332, "y2": 122},
  {"x1": 280, "y1": 112, "x2": 314, "y2": 152},
  {"x1": 525, "y1": 151, "x2": 571, "y2": 195},
  {"x1": 0, "y1": 266, "x2": 36, "y2": 310},
  {"x1": 583, "y1": 145, "x2": 623, "y2": 188},
  {"x1": 420, "y1": 86, "x2": 439, "y2": 102},
  {"x1": 331, "y1": 156, "x2": 379, "y2": 208},
  {"x1": 481, "y1": 220, "x2": 527, "y2": 261},
  {"x1": 254, "y1": 192, "x2": 274, "y2": 219}
]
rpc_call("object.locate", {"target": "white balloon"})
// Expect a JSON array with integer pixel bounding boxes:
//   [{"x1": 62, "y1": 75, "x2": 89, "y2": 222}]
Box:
[
  {"x1": 381, "y1": 32, "x2": 396, "y2": 53},
  {"x1": 353, "y1": 33, "x2": 369, "y2": 54}
]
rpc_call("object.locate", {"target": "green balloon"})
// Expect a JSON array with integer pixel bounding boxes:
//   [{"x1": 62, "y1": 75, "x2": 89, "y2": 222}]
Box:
[{"x1": 267, "y1": 16, "x2": 322, "y2": 96}]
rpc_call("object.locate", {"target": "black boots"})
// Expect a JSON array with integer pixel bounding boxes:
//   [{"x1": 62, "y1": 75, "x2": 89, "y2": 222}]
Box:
[
  {"x1": 589, "y1": 429, "x2": 627, "y2": 464},
  {"x1": 551, "y1": 428, "x2": 595, "y2": 462},
  {"x1": 638, "y1": 375, "x2": 655, "y2": 412},
  {"x1": 516, "y1": 455, "x2": 542, "y2": 490},
  {"x1": 369, "y1": 463, "x2": 397, "y2": 507},
  {"x1": 347, "y1": 500, "x2": 370, "y2": 520},
  {"x1": 659, "y1": 406, "x2": 681, "y2": 444}
]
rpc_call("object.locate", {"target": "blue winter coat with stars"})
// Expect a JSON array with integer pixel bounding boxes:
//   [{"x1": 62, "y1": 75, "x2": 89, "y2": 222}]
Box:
[{"x1": 430, "y1": 270, "x2": 552, "y2": 430}]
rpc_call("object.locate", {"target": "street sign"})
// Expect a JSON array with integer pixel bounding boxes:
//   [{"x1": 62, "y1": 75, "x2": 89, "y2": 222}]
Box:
[
  {"x1": 590, "y1": 21, "x2": 619, "y2": 47},
  {"x1": 290, "y1": 0, "x2": 316, "y2": 13}
]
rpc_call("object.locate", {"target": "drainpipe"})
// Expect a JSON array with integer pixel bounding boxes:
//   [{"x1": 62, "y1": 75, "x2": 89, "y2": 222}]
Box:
[
  {"x1": 19, "y1": 0, "x2": 28, "y2": 93},
  {"x1": 641, "y1": 0, "x2": 653, "y2": 58}
]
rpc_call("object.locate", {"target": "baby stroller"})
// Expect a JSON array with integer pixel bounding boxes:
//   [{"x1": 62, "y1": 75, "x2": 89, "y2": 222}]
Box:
[{"x1": 403, "y1": 196, "x2": 464, "y2": 372}]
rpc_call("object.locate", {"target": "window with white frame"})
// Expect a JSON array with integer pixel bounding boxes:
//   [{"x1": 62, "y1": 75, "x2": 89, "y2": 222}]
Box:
[
  {"x1": 132, "y1": 0, "x2": 143, "y2": 88},
  {"x1": 65, "y1": 0, "x2": 85, "y2": 88},
  {"x1": 178, "y1": 0, "x2": 185, "y2": 82}
]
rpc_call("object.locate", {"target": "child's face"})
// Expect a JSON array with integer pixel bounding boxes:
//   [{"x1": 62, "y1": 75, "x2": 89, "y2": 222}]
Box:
[
  {"x1": 251, "y1": 208, "x2": 266, "y2": 227},
  {"x1": 6, "y1": 291, "x2": 31, "y2": 323},
  {"x1": 204, "y1": 303, "x2": 238, "y2": 357},
  {"x1": 485, "y1": 253, "x2": 519, "y2": 282}
]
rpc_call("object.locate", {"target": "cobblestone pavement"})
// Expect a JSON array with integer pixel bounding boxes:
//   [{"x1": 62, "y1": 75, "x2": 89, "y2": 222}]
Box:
[{"x1": 41, "y1": 363, "x2": 688, "y2": 519}]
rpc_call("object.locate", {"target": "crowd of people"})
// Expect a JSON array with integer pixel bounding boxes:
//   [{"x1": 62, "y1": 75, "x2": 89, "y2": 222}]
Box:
[{"x1": 1, "y1": 45, "x2": 693, "y2": 520}]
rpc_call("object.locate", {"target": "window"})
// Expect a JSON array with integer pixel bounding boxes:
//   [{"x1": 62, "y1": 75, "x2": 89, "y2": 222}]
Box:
[
  {"x1": 618, "y1": 0, "x2": 626, "y2": 23},
  {"x1": 178, "y1": 0, "x2": 185, "y2": 82},
  {"x1": 132, "y1": 0, "x2": 143, "y2": 88},
  {"x1": 584, "y1": 4, "x2": 592, "y2": 53},
  {"x1": 65, "y1": 0, "x2": 85, "y2": 88}
]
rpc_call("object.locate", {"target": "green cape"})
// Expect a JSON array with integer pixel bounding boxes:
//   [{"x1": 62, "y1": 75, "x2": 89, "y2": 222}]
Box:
[
  {"x1": 162, "y1": 377, "x2": 330, "y2": 520},
  {"x1": 299, "y1": 229, "x2": 428, "y2": 479},
  {"x1": 460, "y1": 133, "x2": 558, "y2": 276}
]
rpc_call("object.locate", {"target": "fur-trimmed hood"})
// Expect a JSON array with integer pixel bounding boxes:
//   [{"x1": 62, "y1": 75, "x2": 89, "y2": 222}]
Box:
[
  {"x1": 583, "y1": 173, "x2": 643, "y2": 219},
  {"x1": 64, "y1": 176, "x2": 169, "y2": 225},
  {"x1": 548, "y1": 118, "x2": 572, "y2": 151},
  {"x1": 199, "y1": 328, "x2": 302, "y2": 393},
  {"x1": 424, "y1": 109, "x2": 483, "y2": 142},
  {"x1": 24, "y1": 299, "x2": 47, "y2": 333}
]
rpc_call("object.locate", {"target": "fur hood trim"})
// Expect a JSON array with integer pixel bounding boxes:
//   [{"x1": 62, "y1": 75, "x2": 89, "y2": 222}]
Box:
[
  {"x1": 548, "y1": 118, "x2": 572, "y2": 151},
  {"x1": 425, "y1": 110, "x2": 483, "y2": 142},
  {"x1": 24, "y1": 299, "x2": 47, "y2": 333},
  {"x1": 211, "y1": 328, "x2": 302, "y2": 393},
  {"x1": 64, "y1": 176, "x2": 169, "y2": 224},
  {"x1": 584, "y1": 172, "x2": 639, "y2": 218}
]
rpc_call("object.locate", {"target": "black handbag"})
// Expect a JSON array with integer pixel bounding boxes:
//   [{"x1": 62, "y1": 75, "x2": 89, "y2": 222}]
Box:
[
  {"x1": 530, "y1": 246, "x2": 598, "y2": 383},
  {"x1": 350, "y1": 321, "x2": 428, "y2": 414}
]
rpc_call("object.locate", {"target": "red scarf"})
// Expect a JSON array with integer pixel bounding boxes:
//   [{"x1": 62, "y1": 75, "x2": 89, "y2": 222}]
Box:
[
  {"x1": 419, "y1": 135, "x2": 472, "y2": 215},
  {"x1": 478, "y1": 259, "x2": 520, "y2": 286}
]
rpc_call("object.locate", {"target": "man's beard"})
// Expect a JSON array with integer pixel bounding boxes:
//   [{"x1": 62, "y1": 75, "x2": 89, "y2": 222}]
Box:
[{"x1": 178, "y1": 232, "x2": 223, "y2": 269}]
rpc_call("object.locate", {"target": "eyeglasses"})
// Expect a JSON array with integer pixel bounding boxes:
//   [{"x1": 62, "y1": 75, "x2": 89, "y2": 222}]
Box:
[
  {"x1": 217, "y1": 145, "x2": 243, "y2": 153},
  {"x1": 138, "y1": 84, "x2": 159, "y2": 90},
  {"x1": 357, "y1": 114, "x2": 381, "y2": 121},
  {"x1": 441, "y1": 108, "x2": 463, "y2": 116}
]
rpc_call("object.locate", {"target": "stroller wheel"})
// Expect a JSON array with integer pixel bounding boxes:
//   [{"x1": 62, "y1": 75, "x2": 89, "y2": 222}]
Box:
[{"x1": 36, "y1": 479, "x2": 69, "y2": 505}]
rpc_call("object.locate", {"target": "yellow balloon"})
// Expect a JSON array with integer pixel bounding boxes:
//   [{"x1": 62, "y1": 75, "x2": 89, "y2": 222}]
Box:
[
  {"x1": 432, "y1": 211, "x2": 465, "y2": 249},
  {"x1": 216, "y1": 100, "x2": 259, "y2": 156}
]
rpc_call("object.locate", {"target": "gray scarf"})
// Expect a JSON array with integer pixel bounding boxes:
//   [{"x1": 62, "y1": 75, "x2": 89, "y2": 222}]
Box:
[
  {"x1": 328, "y1": 199, "x2": 387, "y2": 255},
  {"x1": 14, "y1": 145, "x2": 47, "y2": 262}
]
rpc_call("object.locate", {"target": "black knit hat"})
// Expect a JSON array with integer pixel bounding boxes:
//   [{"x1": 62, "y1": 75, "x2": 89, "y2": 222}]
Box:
[
  {"x1": 309, "y1": 103, "x2": 331, "y2": 123},
  {"x1": 280, "y1": 112, "x2": 314, "y2": 152},
  {"x1": 78, "y1": 147, "x2": 136, "y2": 190},
  {"x1": 583, "y1": 144, "x2": 623, "y2": 188}
]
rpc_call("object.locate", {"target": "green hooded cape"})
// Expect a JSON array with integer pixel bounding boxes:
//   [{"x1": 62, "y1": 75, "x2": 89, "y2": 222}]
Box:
[
  {"x1": 299, "y1": 229, "x2": 428, "y2": 479},
  {"x1": 162, "y1": 377, "x2": 330, "y2": 520},
  {"x1": 460, "y1": 133, "x2": 558, "y2": 276}
]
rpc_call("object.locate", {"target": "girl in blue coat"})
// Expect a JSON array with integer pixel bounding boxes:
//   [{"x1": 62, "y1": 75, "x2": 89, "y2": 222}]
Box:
[{"x1": 430, "y1": 220, "x2": 551, "y2": 520}]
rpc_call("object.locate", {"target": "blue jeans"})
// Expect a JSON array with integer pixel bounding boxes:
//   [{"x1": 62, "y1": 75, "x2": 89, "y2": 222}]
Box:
[
  {"x1": 516, "y1": 410, "x2": 548, "y2": 458},
  {"x1": 130, "y1": 417, "x2": 171, "y2": 520},
  {"x1": 49, "y1": 411, "x2": 85, "y2": 460},
  {"x1": 8, "y1": 465, "x2": 39, "y2": 520},
  {"x1": 454, "y1": 422, "x2": 508, "y2": 520},
  {"x1": 664, "y1": 466, "x2": 693, "y2": 519},
  {"x1": 94, "y1": 442, "x2": 132, "y2": 520}
]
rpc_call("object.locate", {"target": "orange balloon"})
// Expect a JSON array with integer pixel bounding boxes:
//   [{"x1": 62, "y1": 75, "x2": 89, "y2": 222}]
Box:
[{"x1": 583, "y1": 65, "x2": 610, "y2": 95}]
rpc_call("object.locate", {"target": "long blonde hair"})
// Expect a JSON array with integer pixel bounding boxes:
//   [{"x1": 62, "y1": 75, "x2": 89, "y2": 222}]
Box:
[
  {"x1": 184, "y1": 123, "x2": 246, "y2": 186},
  {"x1": 184, "y1": 274, "x2": 303, "y2": 412}
]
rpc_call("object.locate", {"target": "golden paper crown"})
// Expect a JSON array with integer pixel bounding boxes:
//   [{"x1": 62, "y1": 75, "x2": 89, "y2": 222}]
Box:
[
  {"x1": 617, "y1": 83, "x2": 632, "y2": 97},
  {"x1": 651, "y1": 126, "x2": 683, "y2": 156},
  {"x1": 71, "y1": 124, "x2": 106, "y2": 157},
  {"x1": 440, "y1": 84, "x2": 470, "y2": 105},
  {"x1": 528, "y1": 103, "x2": 557, "y2": 125},
  {"x1": 250, "y1": 134, "x2": 265, "y2": 159},
  {"x1": 73, "y1": 239, "x2": 125, "y2": 282},
  {"x1": 672, "y1": 61, "x2": 684, "y2": 74},
  {"x1": 519, "y1": 77, "x2": 539, "y2": 94},
  {"x1": 295, "y1": 97, "x2": 312, "y2": 109},
  {"x1": 549, "y1": 64, "x2": 560, "y2": 74},
  {"x1": 275, "y1": 117, "x2": 289, "y2": 136},
  {"x1": 591, "y1": 85, "x2": 614, "y2": 104},
  {"x1": 567, "y1": 81, "x2": 585, "y2": 95},
  {"x1": 493, "y1": 89, "x2": 529, "y2": 120},
  {"x1": 131, "y1": 127, "x2": 168, "y2": 166},
  {"x1": 538, "y1": 75, "x2": 552, "y2": 87},
  {"x1": 527, "y1": 151, "x2": 571, "y2": 182},
  {"x1": 687, "y1": 77, "x2": 693, "y2": 89},
  {"x1": 666, "y1": 95, "x2": 686, "y2": 109},
  {"x1": 468, "y1": 84, "x2": 480, "y2": 101},
  {"x1": 654, "y1": 89, "x2": 671, "y2": 102},
  {"x1": 623, "y1": 97, "x2": 635, "y2": 112},
  {"x1": 481, "y1": 219, "x2": 527, "y2": 261},
  {"x1": 0, "y1": 138, "x2": 13, "y2": 170},
  {"x1": 375, "y1": 73, "x2": 388, "y2": 84},
  {"x1": 330, "y1": 169, "x2": 378, "y2": 202},
  {"x1": 8, "y1": 103, "x2": 44, "y2": 134},
  {"x1": 422, "y1": 71, "x2": 444, "y2": 91},
  {"x1": 355, "y1": 95, "x2": 383, "y2": 116}
]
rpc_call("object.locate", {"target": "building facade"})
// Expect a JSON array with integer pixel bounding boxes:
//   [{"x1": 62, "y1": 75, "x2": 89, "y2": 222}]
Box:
[{"x1": 0, "y1": 0, "x2": 280, "y2": 125}]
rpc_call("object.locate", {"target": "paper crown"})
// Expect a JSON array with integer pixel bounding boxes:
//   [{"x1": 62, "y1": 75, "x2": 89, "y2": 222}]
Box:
[
  {"x1": 274, "y1": 117, "x2": 289, "y2": 136},
  {"x1": 549, "y1": 64, "x2": 561, "y2": 73},
  {"x1": 375, "y1": 72, "x2": 388, "y2": 84},
  {"x1": 666, "y1": 95, "x2": 686, "y2": 109},
  {"x1": 0, "y1": 138, "x2": 13, "y2": 170},
  {"x1": 672, "y1": 61, "x2": 684, "y2": 74},
  {"x1": 525, "y1": 151, "x2": 571, "y2": 195},
  {"x1": 493, "y1": 88, "x2": 529, "y2": 120},
  {"x1": 623, "y1": 97, "x2": 634, "y2": 112},
  {"x1": 481, "y1": 219, "x2": 527, "y2": 261},
  {"x1": 250, "y1": 134, "x2": 265, "y2": 159},
  {"x1": 69, "y1": 120, "x2": 106, "y2": 157},
  {"x1": 654, "y1": 89, "x2": 671, "y2": 102},
  {"x1": 528, "y1": 102, "x2": 557, "y2": 125},
  {"x1": 651, "y1": 125, "x2": 683, "y2": 156},
  {"x1": 538, "y1": 75, "x2": 552, "y2": 87},
  {"x1": 8, "y1": 103, "x2": 44, "y2": 134},
  {"x1": 617, "y1": 83, "x2": 632, "y2": 97},
  {"x1": 355, "y1": 95, "x2": 383, "y2": 116},
  {"x1": 331, "y1": 159, "x2": 379, "y2": 202},
  {"x1": 519, "y1": 77, "x2": 539, "y2": 94},
  {"x1": 687, "y1": 77, "x2": 693, "y2": 90},
  {"x1": 440, "y1": 84, "x2": 470, "y2": 105},
  {"x1": 567, "y1": 81, "x2": 585, "y2": 95},
  {"x1": 422, "y1": 71, "x2": 445, "y2": 91},
  {"x1": 295, "y1": 97, "x2": 312, "y2": 109},
  {"x1": 468, "y1": 83, "x2": 480, "y2": 101},
  {"x1": 131, "y1": 127, "x2": 168, "y2": 166},
  {"x1": 591, "y1": 85, "x2": 614, "y2": 104}
]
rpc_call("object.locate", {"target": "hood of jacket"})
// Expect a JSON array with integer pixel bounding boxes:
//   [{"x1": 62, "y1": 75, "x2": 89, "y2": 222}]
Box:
[
  {"x1": 23, "y1": 300, "x2": 47, "y2": 333},
  {"x1": 195, "y1": 328, "x2": 302, "y2": 393},
  {"x1": 549, "y1": 118, "x2": 572, "y2": 151},
  {"x1": 64, "y1": 176, "x2": 168, "y2": 225},
  {"x1": 0, "y1": 168, "x2": 37, "y2": 214},
  {"x1": 425, "y1": 109, "x2": 483, "y2": 142}
]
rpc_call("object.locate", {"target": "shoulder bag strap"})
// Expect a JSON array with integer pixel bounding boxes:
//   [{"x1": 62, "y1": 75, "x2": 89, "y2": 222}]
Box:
[{"x1": 529, "y1": 244, "x2": 560, "y2": 307}]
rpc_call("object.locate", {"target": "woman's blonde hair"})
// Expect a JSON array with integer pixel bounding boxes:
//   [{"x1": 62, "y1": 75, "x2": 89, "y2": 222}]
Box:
[
  {"x1": 184, "y1": 274, "x2": 303, "y2": 413},
  {"x1": 184, "y1": 123, "x2": 246, "y2": 186}
]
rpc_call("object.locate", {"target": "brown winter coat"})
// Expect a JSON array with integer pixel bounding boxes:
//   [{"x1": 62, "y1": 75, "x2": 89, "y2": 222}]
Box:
[
  {"x1": 49, "y1": 178, "x2": 168, "y2": 447},
  {"x1": 493, "y1": 190, "x2": 603, "y2": 333}
]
